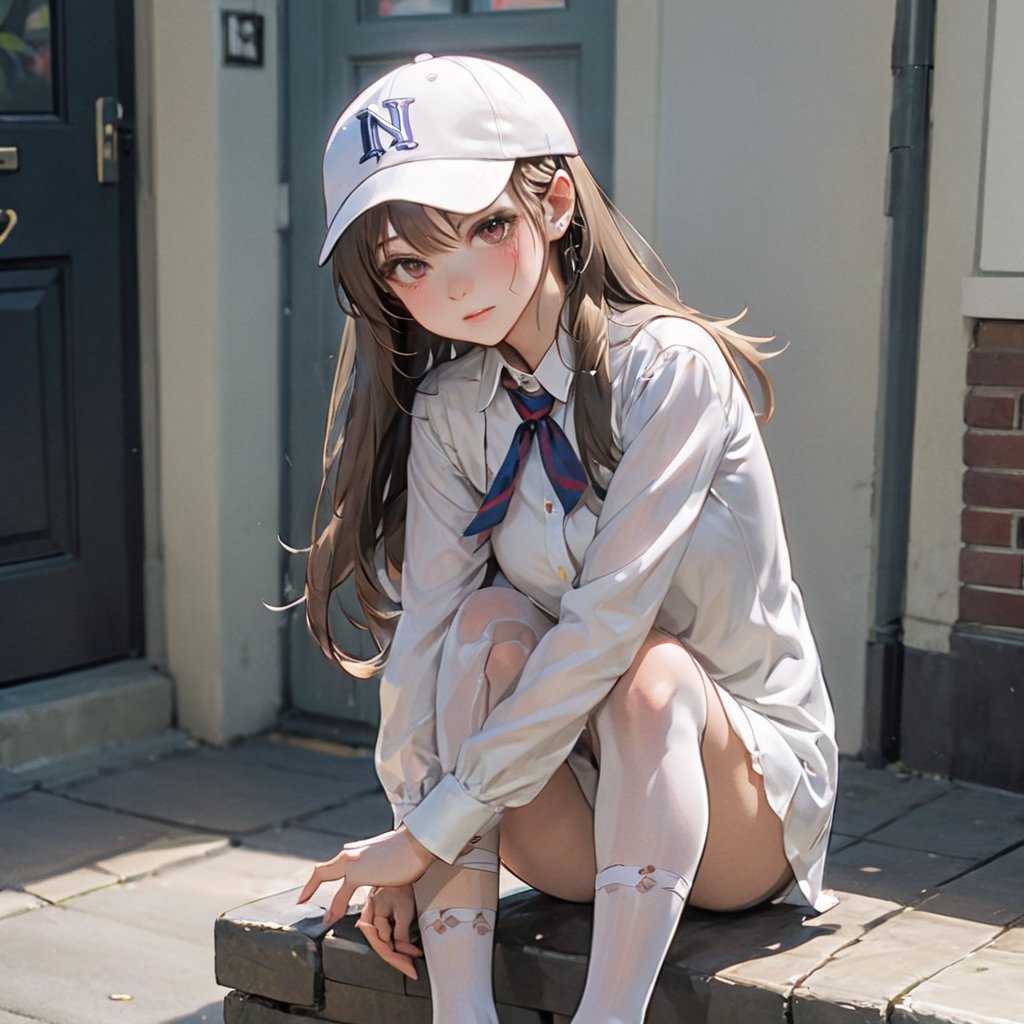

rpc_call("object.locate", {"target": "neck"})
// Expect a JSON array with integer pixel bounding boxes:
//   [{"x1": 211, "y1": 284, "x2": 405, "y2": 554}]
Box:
[{"x1": 503, "y1": 252, "x2": 566, "y2": 372}]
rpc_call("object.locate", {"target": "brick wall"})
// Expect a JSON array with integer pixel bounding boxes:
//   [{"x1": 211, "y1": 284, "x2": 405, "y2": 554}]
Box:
[{"x1": 961, "y1": 320, "x2": 1024, "y2": 629}]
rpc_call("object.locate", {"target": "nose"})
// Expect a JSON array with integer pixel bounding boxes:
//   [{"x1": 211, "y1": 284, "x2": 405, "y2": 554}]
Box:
[{"x1": 447, "y1": 272, "x2": 472, "y2": 302}]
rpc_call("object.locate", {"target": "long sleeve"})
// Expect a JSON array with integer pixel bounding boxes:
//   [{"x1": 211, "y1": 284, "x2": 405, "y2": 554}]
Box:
[
  {"x1": 376, "y1": 390, "x2": 491, "y2": 828},
  {"x1": 402, "y1": 327, "x2": 736, "y2": 861}
]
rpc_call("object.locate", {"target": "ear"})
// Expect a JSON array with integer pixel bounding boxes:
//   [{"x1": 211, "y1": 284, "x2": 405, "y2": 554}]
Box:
[{"x1": 542, "y1": 169, "x2": 576, "y2": 241}]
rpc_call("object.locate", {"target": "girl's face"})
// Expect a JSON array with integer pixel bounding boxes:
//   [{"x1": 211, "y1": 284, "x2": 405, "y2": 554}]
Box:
[{"x1": 376, "y1": 190, "x2": 548, "y2": 347}]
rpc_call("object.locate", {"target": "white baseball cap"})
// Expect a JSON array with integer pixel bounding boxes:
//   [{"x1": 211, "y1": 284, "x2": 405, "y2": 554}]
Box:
[{"x1": 318, "y1": 53, "x2": 578, "y2": 266}]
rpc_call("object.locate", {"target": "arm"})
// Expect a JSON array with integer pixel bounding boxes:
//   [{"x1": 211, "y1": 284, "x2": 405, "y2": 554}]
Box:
[
  {"x1": 376, "y1": 390, "x2": 492, "y2": 828},
  {"x1": 401, "y1": 326, "x2": 735, "y2": 861}
]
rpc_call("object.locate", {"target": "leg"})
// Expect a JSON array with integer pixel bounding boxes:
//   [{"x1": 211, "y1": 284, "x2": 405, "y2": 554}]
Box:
[
  {"x1": 412, "y1": 587, "x2": 553, "y2": 1024},
  {"x1": 571, "y1": 633, "x2": 791, "y2": 1024},
  {"x1": 691, "y1": 680, "x2": 792, "y2": 911}
]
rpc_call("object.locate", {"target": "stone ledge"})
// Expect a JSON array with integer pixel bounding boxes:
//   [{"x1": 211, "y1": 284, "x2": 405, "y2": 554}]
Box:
[{"x1": 217, "y1": 886, "x2": 902, "y2": 1024}]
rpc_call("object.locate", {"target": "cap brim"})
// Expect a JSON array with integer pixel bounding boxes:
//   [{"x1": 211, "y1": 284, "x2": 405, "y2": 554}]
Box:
[{"x1": 318, "y1": 159, "x2": 516, "y2": 266}]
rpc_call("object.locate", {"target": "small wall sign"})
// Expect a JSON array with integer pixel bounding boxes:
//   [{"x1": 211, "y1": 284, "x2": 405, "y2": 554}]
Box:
[{"x1": 222, "y1": 11, "x2": 264, "y2": 67}]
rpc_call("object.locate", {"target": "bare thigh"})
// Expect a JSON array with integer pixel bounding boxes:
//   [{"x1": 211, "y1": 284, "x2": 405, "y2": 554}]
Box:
[
  {"x1": 499, "y1": 639, "x2": 792, "y2": 911},
  {"x1": 691, "y1": 674, "x2": 792, "y2": 911}
]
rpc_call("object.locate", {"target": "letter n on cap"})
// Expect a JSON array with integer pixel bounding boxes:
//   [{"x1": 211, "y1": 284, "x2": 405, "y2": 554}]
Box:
[{"x1": 357, "y1": 98, "x2": 418, "y2": 164}]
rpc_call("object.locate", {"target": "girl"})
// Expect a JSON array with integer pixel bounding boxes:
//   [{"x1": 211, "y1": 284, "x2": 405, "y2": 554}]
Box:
[{"x1": 297, "y1": 54, "x2": 838, "y2": 1024}]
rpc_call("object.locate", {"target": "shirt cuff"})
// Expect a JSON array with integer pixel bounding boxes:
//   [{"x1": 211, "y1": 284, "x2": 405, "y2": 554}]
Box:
[
  {"x1": 400, "y1": 773, "x2": 503, "y2": 864},
  {"x1": 390, "y1": 802, "x2": 417, "y2": 831}
]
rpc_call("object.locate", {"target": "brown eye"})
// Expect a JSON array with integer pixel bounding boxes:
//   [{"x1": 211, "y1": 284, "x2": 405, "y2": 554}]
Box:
[
  {"x1": 476, "y1": 217, "x2": 512, "y2": 244},
  {"x1": 384, "y1": 258, "x2": 430, "y2": 284},
  {"x1": 398, "y1": 259, "x2": 428, "y2": 279}
]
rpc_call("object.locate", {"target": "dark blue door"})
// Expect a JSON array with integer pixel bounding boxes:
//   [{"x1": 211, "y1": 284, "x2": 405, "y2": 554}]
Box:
[{"x1": 0, "y1": 0, "x2": 141, "y2": 684}]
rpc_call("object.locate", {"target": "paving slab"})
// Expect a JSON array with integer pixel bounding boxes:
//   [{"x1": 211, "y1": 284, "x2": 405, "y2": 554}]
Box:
[
  {"x1": 299, "y1": 789, "x2": 394, "y2": 839},
  {"x1": 680, "y1": 892, "x2": 902, "y2": 1022},
  {"x1": 916, "y1": 842, "x2": 1024, "y2": 926},
  {"x1": 829, "y1": 833, "x2": 859, "y2": 854},
  {"x1": 892, "y1": 924, "x2": 1024, "y2": 1024},
  {"x1": 240, "y1": 824, "x2": 356, "y2": 863},
  {"x1": 231, "y1": 735, "x2": 380, "y2": 786},
  {"x1": 832, "y1": 761, "x2": 952, "y2": 839},
  {"x1": 0, "y1": 769, "x2": 32, "y2": 800},
  {"x1": 791, "y1": 908, "x2": 1001, "y2": 1024},
  {"x1": 23, "y1": 864, "x2": 120, "y2": 903},
  {"x1": 824, "y1": 840, "x2": 974, "y2": 905},
  {"x1": 0, "y1": 888, "x2": 44, "y2": 919},
  {"x1": 69, "y1": 847, "x2": 324, "y2": 949},
  {"x1": 868, "y1": 786, "x2": 1024, "y2": 860},
  {"x1": 95, "y1": 832, "x2": 230, "y2": 880},
  {"x1": 0, "y1": 790, "x2": 195, "y2": 889},
  {"x1": 0, "y1": 903, "x2": 227, "y2": 1024},
  {"x1": 57, "y1": 747, "x2": 350, "y2": 834}
]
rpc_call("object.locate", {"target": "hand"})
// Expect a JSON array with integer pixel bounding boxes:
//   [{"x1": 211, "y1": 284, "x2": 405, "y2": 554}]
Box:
[
  {"x1": 296, "y1": 825, "x2": 436, "y2": 927},
  {"x1": 355, "y1": 884, "x2": 424, "y2": 980}
]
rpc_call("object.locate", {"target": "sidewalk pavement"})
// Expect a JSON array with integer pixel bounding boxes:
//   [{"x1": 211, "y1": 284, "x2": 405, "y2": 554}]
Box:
[{"x1": 0, "y1": 732, "x2": 1022, "y2": 1024}]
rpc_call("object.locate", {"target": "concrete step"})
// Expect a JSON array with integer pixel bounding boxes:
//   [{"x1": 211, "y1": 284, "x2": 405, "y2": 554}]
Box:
[{"x1": 0, "y1": 659, "x2": 175, "y2": 770}]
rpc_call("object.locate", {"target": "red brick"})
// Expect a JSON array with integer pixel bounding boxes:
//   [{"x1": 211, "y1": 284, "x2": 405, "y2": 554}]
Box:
[
  {"x1": 960, "y1": 586, "x2": 1024, "y2": 630},
  {"x1": 963, "y1": 469, "x2": 1024, "y2": 509},
  {"x1": 964, "y1": 391, "x2": 1018, "y2": 428},
  {"x1": 967, "y1": 351, "x2": 1024, "y2": 386},
  {"x1": 963, "y1": 432, "x2": 1024, "y2": 469},
  {"x1": 976, "y1": 320, "x2": 1024, "y2": 350},
  {"x1": 962, "y1": 509, "x2": 1013, "y2": 546},
  {"x1": 959, "y1": 549, "x2": 1023, "y2": 587}
]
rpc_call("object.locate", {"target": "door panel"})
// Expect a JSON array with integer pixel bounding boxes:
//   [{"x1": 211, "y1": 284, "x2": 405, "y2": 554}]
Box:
[
  {"x1": 0, "y1": 0, "x2": 141, "y2": 684},
  {"x1": 285, "y1": 1, "x2": 615, "y2": 724},
  {"x1": 0, "y1": 265, "x2": 73, "y2": 564}
]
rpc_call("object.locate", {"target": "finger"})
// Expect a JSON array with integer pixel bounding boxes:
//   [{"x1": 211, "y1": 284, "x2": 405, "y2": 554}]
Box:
[
  {"x1": 373, "y1": 914, "x2": 393, "y2": 945},
  {"x1": 394, "y1": 939, "x2": 425, "y2": 958},
  {"x1": 355, "y1": 920, "x2": 418, "y2": 981},
  {"x1": 297, "y1": 858, "x2": 345, "y2": 904},
  {"x1": 393, "y1": 907, "x2": 414, "y2": 946},
  {"x1": 357, "y1": 894, "x2": 375, "y2": 930},
  {"x1": 392, "y1": 910, "x2": 423, "y2": 957},
  {"x1": 324, "y1": 881, "x2": 357, "y2": 927}
]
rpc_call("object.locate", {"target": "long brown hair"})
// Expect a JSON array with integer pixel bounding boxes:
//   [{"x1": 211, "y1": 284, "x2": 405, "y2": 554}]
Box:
[{"x1": 305, "y1": 155, "x2": 776, "y2": 675}]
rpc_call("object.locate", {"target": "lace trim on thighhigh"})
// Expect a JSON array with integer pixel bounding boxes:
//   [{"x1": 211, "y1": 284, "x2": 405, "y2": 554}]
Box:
[
  {"x1": 594, "y1": 863, "x2": 690, "y2": 902},
  {"x1": 419, "y1": 906, "x2": 496, "y2": 935}
]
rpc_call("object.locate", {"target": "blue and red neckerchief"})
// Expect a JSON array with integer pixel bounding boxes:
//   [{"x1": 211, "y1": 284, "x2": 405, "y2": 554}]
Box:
[{"x1": 463, "y1": 374, "x2": 589, "y2": 537}]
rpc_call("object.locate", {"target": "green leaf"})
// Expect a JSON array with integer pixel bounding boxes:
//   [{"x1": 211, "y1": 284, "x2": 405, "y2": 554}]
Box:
[{"x1": 0, "y1": 31, "x2": 33, "y2": 56}]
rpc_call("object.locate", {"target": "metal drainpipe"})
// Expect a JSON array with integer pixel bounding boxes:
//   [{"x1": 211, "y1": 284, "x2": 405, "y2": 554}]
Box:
[{"x1": 863, "y1": 0, "x2": 935, "y2": 768}]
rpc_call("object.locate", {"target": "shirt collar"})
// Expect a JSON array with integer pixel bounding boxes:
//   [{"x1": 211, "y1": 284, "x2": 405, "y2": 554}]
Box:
[{"x1": 475, "y1": 326, "x2": 575, "y2": 412}]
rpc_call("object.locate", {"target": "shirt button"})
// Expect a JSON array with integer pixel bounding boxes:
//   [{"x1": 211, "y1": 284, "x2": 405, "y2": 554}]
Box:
[
  {"x1": 469, "y1": 835, "x2": 482, "y2": 844},
  {"x1": 557, "y1": 566, "x2": 568, "y2": 580},
  {"x1": 544, "y1": 500, "x2": 554, "y2": 514}
]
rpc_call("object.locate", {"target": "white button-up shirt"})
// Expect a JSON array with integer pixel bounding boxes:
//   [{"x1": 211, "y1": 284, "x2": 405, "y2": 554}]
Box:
[{"x1": 377, "y1": 308, "x2": 838, "y2": 912}]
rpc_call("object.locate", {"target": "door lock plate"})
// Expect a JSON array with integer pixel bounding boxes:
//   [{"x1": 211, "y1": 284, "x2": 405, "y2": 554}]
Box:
[
  {"x1": 95, "y1": 97, "x2": 124, "y2": 184},
  {"x1": 0, "y1": 147, "x2": 18, "y2": 172}
]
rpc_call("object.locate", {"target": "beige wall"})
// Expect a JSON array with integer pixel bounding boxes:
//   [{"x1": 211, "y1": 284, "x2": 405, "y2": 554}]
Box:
[
  {"x1": 141, "y1": 0, "x2": 283, "y2": 743},
  {"x1": 616, "y1": 0, "x2": 893, "y2": 753}
]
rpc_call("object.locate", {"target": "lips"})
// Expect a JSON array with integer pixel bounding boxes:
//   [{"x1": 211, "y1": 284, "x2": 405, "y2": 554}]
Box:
[{"x1": 463, "y1": 306, "x2": 495, "y2": 322}]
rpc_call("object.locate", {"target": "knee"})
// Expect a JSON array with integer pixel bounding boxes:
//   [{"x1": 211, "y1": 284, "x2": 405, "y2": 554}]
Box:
[
  {"x1": 596, "y1": 635, "x2": 707, "y2": 732},
  {"x1": 452, "y1": 587, "x2": 540, "y2": 645}
]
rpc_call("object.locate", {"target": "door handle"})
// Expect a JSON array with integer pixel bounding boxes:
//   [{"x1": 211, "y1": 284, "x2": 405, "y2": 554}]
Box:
[
  {"x1": 95, "y1": 98, "x2": 133, "y2": 184},
  {"x1": 0, "y1": 209, "x2": 17, "y2": 246}
]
